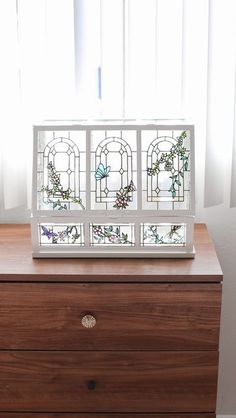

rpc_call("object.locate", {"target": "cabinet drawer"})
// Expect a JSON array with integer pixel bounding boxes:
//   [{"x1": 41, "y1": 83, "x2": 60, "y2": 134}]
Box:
[
  {"x1": 0, "y1": 415, "x2": 216, "y2": 418},
  {"x1": 0, "y1": 284, "x2": 221, "y2": 350},
  {"x1": 0, "y1": 351, "x2": 218, "y2": 413}
]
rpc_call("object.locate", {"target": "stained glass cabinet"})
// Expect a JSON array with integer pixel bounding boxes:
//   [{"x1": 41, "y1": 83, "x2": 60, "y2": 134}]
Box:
[{"x1": 31, "y1": 124, "x2": 195, "y2": 257}]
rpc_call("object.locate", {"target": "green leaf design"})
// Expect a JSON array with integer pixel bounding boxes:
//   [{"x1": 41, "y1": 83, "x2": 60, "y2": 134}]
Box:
[
  {"x1": 147, "y1": 130, "x2": 190, "y2": 199},
  {"x1": 42, "y1": 162, "x2": 85, "y2": 210}
]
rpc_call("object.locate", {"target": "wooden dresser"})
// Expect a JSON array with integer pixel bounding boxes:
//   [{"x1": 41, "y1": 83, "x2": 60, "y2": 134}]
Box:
[{"x1": 0, "y1": 223, "x2": 223, "y2": 418}]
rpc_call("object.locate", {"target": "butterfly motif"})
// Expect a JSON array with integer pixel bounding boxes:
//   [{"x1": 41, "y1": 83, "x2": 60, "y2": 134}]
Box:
[
  {"x1": 95, "y1": 163, "x2": 111, "y2": 181},
  {"x1": 41, "y1": 225, "x2": 58, "y2": 240}
]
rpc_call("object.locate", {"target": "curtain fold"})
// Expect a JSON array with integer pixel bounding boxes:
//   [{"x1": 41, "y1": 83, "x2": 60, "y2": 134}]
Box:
[
  {"x1": 74, "y1": 0, "x2": 101, "y2": 118},
  {"x1": 0, "y1": 0, "x2": 25, "y2": 210},
  {"x1": 204, "y1": 0, "x2": 236, "y2": 207},
  {"x1": 0, "y1": 0, "x2": 75, "y2": 211},
  {"x1": 230, "y1": 56, "x2": 236, "y2": 208},
  {"x1": 0, "y1": 0, "x2": 236, "y2": 215}
]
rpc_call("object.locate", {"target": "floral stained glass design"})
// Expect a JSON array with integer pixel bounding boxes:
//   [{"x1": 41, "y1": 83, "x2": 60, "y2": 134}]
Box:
[
  {"x1": 141, "y1": 224, "x2": 186, "y2": 247},
  {"x1": 91, "y1": 130, "x2": 137, "y2": 210},
  {"x1": 32, "y1": 124, "x2": 194, "y2": 258},
  {"x1": 39, "y1": 224, "x2": 84, "y2": 246},
  {"x1": 37, "y1": 130, "x2": 86, "y2": 210},
  {"x1": 90, "y1": 224, "x2": 135, "y2": 246},
  {"x1": 142, "y1": 130, "x2": 191, "y2": 210}
]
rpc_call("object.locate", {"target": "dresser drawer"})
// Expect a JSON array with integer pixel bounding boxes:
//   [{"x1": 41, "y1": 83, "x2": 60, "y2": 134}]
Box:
[
  {"x1": 0, "y1": 283, "x2": 221, "y2": 350},
  {"x1": 0, "y1": 415, "x2": 216, "y2": 418},
  {"x1": 0, "y1": 351, "x2": 218, "y2": 413}
]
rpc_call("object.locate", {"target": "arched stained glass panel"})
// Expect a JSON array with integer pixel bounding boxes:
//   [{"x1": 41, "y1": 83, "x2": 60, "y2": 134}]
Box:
[
  {"x1": 142, "y1": 130, "x2": 191, "y2": 210},
  {"x1": 91, "y1": 130, "x2": 137, "y2": 210},
  {"x1": 37, "y1": 130, "x2": 86, "y2": 210}
]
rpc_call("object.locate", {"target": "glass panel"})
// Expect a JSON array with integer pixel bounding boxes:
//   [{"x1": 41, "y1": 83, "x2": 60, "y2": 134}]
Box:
[
  {"x1": 37, "y1": 130, "x2": 86, "y2": 210},
  {"x1": 141, "y1": 223, "x2": 186, "y2": 246},
  {"x1": 90, "y1": 130, "x2": 137, "y2": 210},
  {"x1": 90, "y1": 224, "x2": 135, "y2": 246},
  {"x1": 39, "y1": 223, "x2": 84, "y2": 246},
  {"x1": 142, "y1": 129, "x2": 191, "y2": 210}
]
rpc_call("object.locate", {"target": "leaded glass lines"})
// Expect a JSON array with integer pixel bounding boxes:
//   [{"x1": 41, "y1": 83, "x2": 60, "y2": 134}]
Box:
[
  {"x1": 90, "y1": 224, "x2": 135, "y2": 247},
  {"x1": 95, "y1": 136, "x2": 133, "y2": 203},
  {"x1": 37, "y1": 131, "x2": 86, "y2": 211},
  {"x1": 91, "y1": 130, "x2": 137, "y2": 210},
  {"x1": 44, "y1": 137, "x2": 79, "y2": 207},
  {"x1": 32, "y1": 124, "x2": 195, "y2": 258},
  {"x1": 141, "y1": 223, "x2": 186, "y2": 247},
  {"x1": 39, "y1": 223, "x2": 84, "y2": 246},
  {"x1": 142, "y1": 130, "x2": 191, "y2": 211}
]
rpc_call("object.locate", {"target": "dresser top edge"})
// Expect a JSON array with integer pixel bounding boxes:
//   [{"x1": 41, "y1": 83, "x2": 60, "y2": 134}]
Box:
[{"x1": 0, "y1": 224, "x2": 223, "y2": 282}]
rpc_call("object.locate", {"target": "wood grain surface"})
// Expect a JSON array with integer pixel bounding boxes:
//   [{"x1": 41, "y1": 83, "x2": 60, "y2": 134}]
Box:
[
  {"x1": 0, "y1": 283, "x2": 221, "y2": 350},
  {"x1": 0, "y1": 351, "x2": 218, "y2": 413},
  {"x1": 0, "y1": 224, "x2": 223, "y2": 282},
  {"x1": 0, "y1": 414, "x2": 216, "y2": 418}
]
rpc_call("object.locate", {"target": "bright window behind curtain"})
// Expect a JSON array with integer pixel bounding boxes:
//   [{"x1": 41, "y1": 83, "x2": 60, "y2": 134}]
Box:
[
  {"x1": 73, "y1": 0, "x2": 184, "y2": 119},
  {"x1": 0, "y1": 0, "x2": 236, "y2": 215}
]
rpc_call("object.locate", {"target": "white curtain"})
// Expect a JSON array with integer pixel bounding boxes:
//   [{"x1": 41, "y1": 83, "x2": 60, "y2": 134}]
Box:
[
  {"x1": 0, "y1": 0, "x2": 236, "y2": 219},
  {"x1": 0, "y1": 0, "x2": 76, "y2": 215},
  {"x1": 204, "y1": 0, "x2": 236, "y2": 207}
]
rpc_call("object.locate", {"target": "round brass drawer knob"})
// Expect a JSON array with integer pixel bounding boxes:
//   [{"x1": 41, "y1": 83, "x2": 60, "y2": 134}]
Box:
[{"x1": 81, "y1": 314, "x2": 96, "y2": 329}]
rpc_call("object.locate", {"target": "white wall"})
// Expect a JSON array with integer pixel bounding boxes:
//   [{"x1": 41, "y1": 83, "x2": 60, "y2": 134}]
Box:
[{"x1": 196, "y1": 205, "x2": 236, "y2": 414}]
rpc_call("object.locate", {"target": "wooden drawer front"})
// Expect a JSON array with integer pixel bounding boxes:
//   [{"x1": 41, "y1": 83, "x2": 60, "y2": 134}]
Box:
[
  {"x1": 0, "y1": 284, "x2": 221, "y2": 350},
  {"x1": 0, "y1": 415, "x2": 216, "y2": 418},
  {"x1": 0, "y1": 351, "x2": 218, "y2": 413}
]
